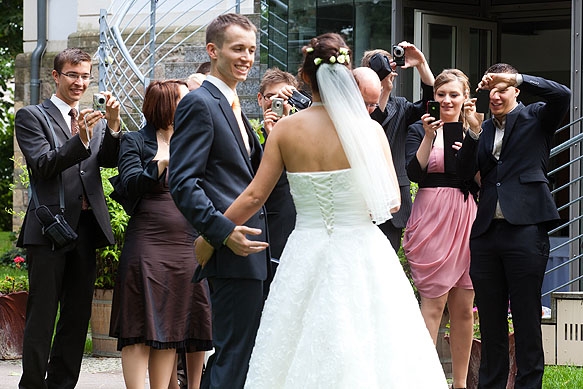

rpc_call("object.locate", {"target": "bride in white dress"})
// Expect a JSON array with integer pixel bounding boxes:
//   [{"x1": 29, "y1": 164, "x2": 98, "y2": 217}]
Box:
[{"x1": 196, "y1": 33, "x2": 448, "y2": 388}]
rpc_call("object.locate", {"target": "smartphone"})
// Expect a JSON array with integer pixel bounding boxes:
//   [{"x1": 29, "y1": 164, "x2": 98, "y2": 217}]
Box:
[
  {"x1": 427, "y1": 100, "x2": 440, "y2": 122},
  {"x1": 475, "y1": 89, "x2": 490, "y2": 113},
  {"x1": 443, "y1": 122, "x2": 464, "y2": 174},
  {"x1": 271, "y1": 97, "x2": 284, "y2": 117}
]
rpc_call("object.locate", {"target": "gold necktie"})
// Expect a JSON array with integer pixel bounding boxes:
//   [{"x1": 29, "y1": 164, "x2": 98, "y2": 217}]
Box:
[{"x1": 232, "y1": 95, "x2": 251, "y2": 155}]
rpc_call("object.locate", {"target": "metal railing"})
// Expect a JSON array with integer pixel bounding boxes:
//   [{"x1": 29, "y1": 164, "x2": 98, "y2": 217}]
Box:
[
  {"x1": 543, "y1": 116, "x2": 583, "y2": 301},
  {"x1": 98, "y1": 0, "x2": 249, "y2": 130}
]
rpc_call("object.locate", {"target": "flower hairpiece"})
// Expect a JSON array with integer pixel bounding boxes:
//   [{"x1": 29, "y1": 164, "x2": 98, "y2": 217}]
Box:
[
  {"x1": 313, "y1": 47, "x2": 351, "y2": 67},
  {"x1": 306, "y1": 47, "x2": 314, "y2": 53}
]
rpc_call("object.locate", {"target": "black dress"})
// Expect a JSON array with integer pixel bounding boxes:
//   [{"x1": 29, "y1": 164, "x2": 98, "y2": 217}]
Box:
[{"x1": 110, "y1": 179, "x2": 212, "y2": 352}]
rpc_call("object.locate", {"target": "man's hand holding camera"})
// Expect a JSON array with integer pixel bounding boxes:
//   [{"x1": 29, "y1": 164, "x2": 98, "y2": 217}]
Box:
[
  {"x1": 78, "y1": 91, "x2": 121, "y2": 146},
  {"x1": 264, "y1": 85, "x2": 301, "y2": 134}
]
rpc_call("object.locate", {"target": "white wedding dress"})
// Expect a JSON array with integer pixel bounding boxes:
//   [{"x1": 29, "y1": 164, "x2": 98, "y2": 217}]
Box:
[{"x1": 244, "y1": 169, "x2": 448, "y2": 388}]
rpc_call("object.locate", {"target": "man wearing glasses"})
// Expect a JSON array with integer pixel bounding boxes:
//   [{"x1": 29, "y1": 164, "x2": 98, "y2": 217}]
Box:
[
  {"x1": 15, "y1": 48, "x2": 121, "y2": 389},
  {"x1": 358, "y1": 43, "x2": 435, "y2": 252}
]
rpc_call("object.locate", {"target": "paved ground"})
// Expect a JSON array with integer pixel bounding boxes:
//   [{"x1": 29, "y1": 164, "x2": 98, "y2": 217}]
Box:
[{"x1": 0, "y1": 356, "x2": 132, "y2": 388}]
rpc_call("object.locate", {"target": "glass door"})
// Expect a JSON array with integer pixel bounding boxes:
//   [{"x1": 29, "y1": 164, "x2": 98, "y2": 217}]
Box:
[{"x1": 413, "y1": 11, "x2": 497, "y2": 99}]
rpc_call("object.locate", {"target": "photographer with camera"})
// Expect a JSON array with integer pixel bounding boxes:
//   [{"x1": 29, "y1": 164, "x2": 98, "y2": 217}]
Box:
[
  {"x1": 256, "y1": 68, "x2": 305, "y2": 266},
  {"x1": 359, "y1": 41, "x2": 435, "y2": 251},
  {"x1": 15, "y1": 47, "x2": 121, "y2": 389}
]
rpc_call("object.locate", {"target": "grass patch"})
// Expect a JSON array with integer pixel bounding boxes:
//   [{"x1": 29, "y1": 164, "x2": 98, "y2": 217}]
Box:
[
  {"x1": 544, "y1": 365, "x2": 583, "y2": 388},
  {"x1": 0, "y1": 231, "x2": 13, "y2": 253}
]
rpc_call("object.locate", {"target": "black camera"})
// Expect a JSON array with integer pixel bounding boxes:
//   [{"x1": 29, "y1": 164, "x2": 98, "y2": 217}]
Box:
[
  {"x1": 288, "y1": 90, "x2": 311, "y2": 111},
  {"x1": 392, "y1": 45, "x2": 405, "y2": 67},
  {"x1": 368, "y1": 53, "x2": 391, "y2": 81}
]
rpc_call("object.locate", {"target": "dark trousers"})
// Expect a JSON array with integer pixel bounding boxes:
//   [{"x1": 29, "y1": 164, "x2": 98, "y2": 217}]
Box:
[
  {"x1": 19, "y1": 211, "x2": 98, "y2": 389},
  {"x1": 201, "y1": 277, "x2": 265, "y2": 389},
  {"x1": 470, "y1": 220, "x2": 549, "y2": 389},
  {"x1": 378, "y1": 221, "x2": 403, "y2": 253}
]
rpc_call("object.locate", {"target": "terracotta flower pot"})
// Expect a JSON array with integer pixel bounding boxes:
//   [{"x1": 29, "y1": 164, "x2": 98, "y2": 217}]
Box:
[{"x1": 467, "y1": 333, "x2": 517, "y2": 389}]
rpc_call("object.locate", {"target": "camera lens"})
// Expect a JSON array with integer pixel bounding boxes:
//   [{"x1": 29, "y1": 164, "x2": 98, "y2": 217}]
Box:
[
  {"x1": 98, "y1": 96, "x2": 106, "y2": 104},
  {"x1": 393, "y1": 46, "x2": 404, "y2": 57}
]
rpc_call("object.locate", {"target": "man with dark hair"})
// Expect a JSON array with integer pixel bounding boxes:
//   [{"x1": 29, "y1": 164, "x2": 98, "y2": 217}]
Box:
[
  {"x1": 458, "y1": 63, "x2": 571, "y2": 388},
  {"x1": 359, "y1": 43, "x2": 434, "y2": 251},
  {"x1": 15, "y1": 47, "x2": 121, "y2": 388},
  {"x1": 169, "y1": 13, "x2": 269, "y2": 388},
  {"x1": 256, "y1": 68, "x2": 299, "y2": 265}
]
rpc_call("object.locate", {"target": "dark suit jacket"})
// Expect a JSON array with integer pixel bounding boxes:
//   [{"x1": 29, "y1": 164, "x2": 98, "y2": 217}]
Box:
[
  {"x1": 457, "y1": 75, "x2": 571, "y2": 238},
  {"x1": 15, "y1": 98, "x2": 119, "y2": 248},
  {"x1": 260, "y1": 127, "x2": 296, "y2": 260},
  {"x1": 169, "y1": 80, "x2": 270, "y2": 281},
  {"x1": 371, "y1": 83, "x2": 433, "y2": 229}
]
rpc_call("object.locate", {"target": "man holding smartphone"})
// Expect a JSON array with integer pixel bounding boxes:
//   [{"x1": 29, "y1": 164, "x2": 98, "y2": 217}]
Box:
[{"x1": 360, "y1": 42, "x2": 435, "y2": 251}]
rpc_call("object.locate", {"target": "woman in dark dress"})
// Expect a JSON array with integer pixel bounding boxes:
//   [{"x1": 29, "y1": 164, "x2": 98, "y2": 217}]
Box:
[{"x1": 110, "y1": 80, "x2": 212, "y2": 389}]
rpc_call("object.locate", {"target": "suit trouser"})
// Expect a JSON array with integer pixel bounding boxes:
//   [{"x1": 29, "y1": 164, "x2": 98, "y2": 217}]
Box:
[
  {"x1": 202, "y1": 277, "x2": 264, "y2": 389},
  {"x1": 19, "y1": 211, "x2": 98, "y2": 389},
  {"x1": 377, "y1": 221, "x2": 403, "y2": 253},
  {"x1": 469, "y1": 220, "x2": 549, "y2": 389}
]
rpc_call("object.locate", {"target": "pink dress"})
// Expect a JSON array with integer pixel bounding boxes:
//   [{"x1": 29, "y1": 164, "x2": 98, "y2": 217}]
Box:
[{"x1": 402, "y1": 146, "x2": 477, "y2": 298}]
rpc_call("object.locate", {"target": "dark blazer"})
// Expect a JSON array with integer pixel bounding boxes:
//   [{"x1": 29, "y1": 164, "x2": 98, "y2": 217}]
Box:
[
  {"x1": 169, "y1": 80, "x2": 270, "y2": 281},
  {"x1": 371, "y1": 83, "x2": 433, "y2": 229},
  {"x1": 116, "y1": 123, "x2": 165, "y2": 205},
  {"x1": 260, "y1": 127, "x2": 296, "y2": 260},
  {"x1": 457, "y1": 75, "x2": 571, "y2": 237},
  {"x1": 15, "y1": 98, "x2": 119, "y2": 248}
]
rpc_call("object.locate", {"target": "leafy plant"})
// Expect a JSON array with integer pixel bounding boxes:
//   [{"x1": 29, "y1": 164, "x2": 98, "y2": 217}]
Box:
[
  {"x1": 0, "y1": 266, "x2": 28, "y2": 294},
  {"x1": 94, "y1": 167, "x2": 129, "y2": 289}
]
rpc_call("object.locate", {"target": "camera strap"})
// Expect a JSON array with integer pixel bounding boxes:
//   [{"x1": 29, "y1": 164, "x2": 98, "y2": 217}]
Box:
[{"x1": 30, "y1": 105, "x2": 66, "y2": 214}]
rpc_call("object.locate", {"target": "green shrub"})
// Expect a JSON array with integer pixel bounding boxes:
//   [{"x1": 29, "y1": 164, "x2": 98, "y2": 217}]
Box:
[{"x1": 95, "y1": 167, "x2": 129, "y2": 289}]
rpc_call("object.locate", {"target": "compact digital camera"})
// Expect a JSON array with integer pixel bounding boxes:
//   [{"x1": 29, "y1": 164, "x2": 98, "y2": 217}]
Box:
[
  {"x1": 392, "y1": 45, "x2": 405, "y2": 67},
  {"x1": 271, "y1": 98, "x2": 285, "y2": 117},
  {"x1": 93, "y1": 93, "x2": 106, "y2": 113}
]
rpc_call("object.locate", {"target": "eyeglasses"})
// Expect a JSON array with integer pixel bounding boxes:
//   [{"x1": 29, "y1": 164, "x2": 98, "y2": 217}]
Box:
[
  {"x1": 59, "y1": 72, "x2": 93, "y2": 81},
  {"x1": 366, "y1": 103, "x2": 379, "y2": 109}
]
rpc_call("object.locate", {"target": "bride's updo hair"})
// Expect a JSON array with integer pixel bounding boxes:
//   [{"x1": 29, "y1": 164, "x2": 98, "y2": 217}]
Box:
[{"x1": 299, "y1": 33, "x2": 352, "y2": 95}]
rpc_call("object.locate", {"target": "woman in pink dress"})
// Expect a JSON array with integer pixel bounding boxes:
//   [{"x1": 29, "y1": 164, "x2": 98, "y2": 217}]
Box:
[{"x1": 403, "y1": 69, "x2": 482, "y2": 389}]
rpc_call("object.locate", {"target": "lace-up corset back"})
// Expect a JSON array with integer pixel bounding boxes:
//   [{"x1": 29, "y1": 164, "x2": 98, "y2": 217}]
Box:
[{"x1": 287, "y1": 169, "x2": 370, "y2": 234}]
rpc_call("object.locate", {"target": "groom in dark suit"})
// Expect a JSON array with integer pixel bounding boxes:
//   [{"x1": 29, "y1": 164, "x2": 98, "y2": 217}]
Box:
[
  {"x1": 15, "y1": 48, "x2": 121, "y2": 389},
  {"x1": 169, "y1": 13, "x2": 270, "y2": 388},
  {"x1": 458, "y1": 63, "x2": 570, "y2": 389}
]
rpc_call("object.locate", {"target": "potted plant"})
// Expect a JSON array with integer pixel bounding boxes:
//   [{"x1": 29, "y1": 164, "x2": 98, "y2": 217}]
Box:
[
  {"x1": 91, "y1": 167, "x2": 129, "y2": 357},
  {"x1": 445, "y1": 307, "x2": 516, "y2": 389},
  {"x1": 0, "y1": 252, "x2": 28, "y2": 359}
]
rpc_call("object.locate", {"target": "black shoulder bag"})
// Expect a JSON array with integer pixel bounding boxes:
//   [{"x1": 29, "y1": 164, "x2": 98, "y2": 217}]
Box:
[{"x1": 30, "y1": 105, "x2": 78, "y2": 250}]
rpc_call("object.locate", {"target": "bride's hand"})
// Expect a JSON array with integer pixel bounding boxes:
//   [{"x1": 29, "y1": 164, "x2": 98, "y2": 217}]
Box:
[
  {"x1": 225, "y1": 225, "x2": 269, "y2": 256},
  {"x1": 194, "y1": 236, "x2": 215, "y2": 267}
]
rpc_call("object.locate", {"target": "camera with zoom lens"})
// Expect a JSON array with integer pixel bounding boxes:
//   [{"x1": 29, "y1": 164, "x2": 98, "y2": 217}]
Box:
[
  {"x1": 93, "y1": 93, "x2": 106, "y2": 113},
  {"x1": 368, "y1": 53, "x2": 391, "y2": 81},
  {"x1": 287, "y1": 90, "x2": 311, "y2": 111},
  {"x1": 392, "y1": 45, "x2": 405, "y2": 67}
]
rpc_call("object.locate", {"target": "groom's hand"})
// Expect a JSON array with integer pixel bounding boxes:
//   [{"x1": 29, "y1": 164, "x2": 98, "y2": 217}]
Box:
[
  {"x1": 226, "y1": 225, "x2": 269, "y2": 256},
  {"x1": 194, "y1": 236, "x2": 215, "y2": 267}
]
